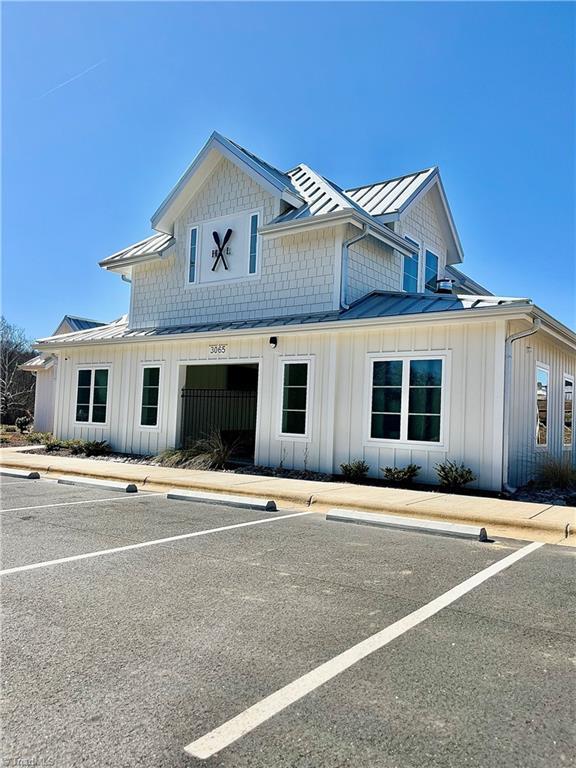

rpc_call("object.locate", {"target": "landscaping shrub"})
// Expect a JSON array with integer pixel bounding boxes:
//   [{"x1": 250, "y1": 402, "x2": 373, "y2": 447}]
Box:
[
  {"x1": 380, "y1": 463, "x2": 421, "y2": 484},
  {"x1": 435, "y1": 460, "x2": 476, "y2": 490},
  {"x1": 64, "y1": 439, "x2": 87, "y2": 455},
  {"x1": 340, "y1": 459, "x2": 370, "y2": 483},
  {"x1": 44, "y1": 439, "x2": 65, "y2": 453},
  {"x1": 3, "y1": 425, "x2": 16, "y2": 433},
  {"x1": 536, "y1": 457, "x2": 576, "y2": 489},
  {"x1": 83, "y1": 440, "x2": 111, "y2": 457},
  {"x1": 15, "y1": 415, "x2": 33, "y2": 434},
  {"x1": 25, "y1": 431, "x2": 52, "y2": 444},
  {"x1": 156, "y1": 431, "x2": 238, "y2": 470}
]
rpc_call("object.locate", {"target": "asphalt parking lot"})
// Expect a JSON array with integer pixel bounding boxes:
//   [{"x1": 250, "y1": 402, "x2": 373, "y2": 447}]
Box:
[{"x1": 1, "y1": 475, "x2": 574, "y2": 768}]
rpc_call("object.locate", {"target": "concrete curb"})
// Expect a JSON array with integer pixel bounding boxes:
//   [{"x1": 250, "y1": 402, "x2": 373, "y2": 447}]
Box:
[
  {"x1": 326, "y1": 509, "x2": 488, "y2": 541},
  {"x1": 167, "y1": 491, "x2": 277, "y2": 511}
]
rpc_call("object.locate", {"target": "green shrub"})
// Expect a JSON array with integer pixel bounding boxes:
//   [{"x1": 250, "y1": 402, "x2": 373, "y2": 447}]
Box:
[
  {"x1": 156, "y1": 431, "x2": 238, "y2": 470},
  {"x1": 15, "y1": 415, "x2": 33, "y2": 434},
  {"x1": 380, "y1": 463, "x2": 421, "y2": 484},
  {"x1": 64, "y1": 439, "x2": 86, "y2": 455},
  {"x1": 340, "y1": 459, "x2": 370, "y2": 483},
  {"x1": 45, "y1": 439, "x2": 65, "y2": 453},
  {"x1": 536, "y1": 457, "x2": 576, "y2": 489},
  {"x1": 3, "y1": 425, "x2": 16, "y2": 433},
  {"x1": 0, "y1": 436, "x2": 9, "y2": 444},
  {"x1": 83, "y1": 440, "x2": 111, "y2": 457},
  {"x1": 435, "y1": 460, "x2": 476, "y2": 490},
  {"x1": 25, "y1": 432, "x2": 52, "y2": 445}
]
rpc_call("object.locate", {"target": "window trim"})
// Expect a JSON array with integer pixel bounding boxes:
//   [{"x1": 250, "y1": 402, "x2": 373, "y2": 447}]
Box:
[
  {"x1": 138, "y1": 363, "x2": 163, "y2": 431},
  {"x1": 74, "y1": 365, "x2": 111, "y2": 426},
  {"x1": 402, "y1": 234, "x2": 421, "y2": 294},
  {"x1": 277, "y1": 357, "x2": 314, "y2": 442},
  {"x1": 364, "y1": 352, "x2": 450, "y2": 448},
  {"x1": 563, "y1": 373, "x2": 574, "y2": 450},
  {"x1": 535, "y1": 361, "x2": 550, "y2": 450}
]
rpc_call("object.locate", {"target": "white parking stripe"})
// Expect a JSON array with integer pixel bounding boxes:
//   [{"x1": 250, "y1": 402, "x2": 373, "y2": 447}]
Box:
[
  {"x1": 185, "y1": 540, "x2": 544, "y2": 760},
  {"x1": 1, "y1": 494, "x2": 156, "y2": 514},
  {"x1": 0, "y1": 510, "x2": 313, "y2": 576}
]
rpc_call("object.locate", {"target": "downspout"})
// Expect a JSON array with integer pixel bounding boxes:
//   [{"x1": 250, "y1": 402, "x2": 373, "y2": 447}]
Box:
[
  {"x1": 502, "y1": 316, "x2": 541, "y2": 494},
  {"x1": 340, "y1": 224, "x2": 369, "y2": 309}
]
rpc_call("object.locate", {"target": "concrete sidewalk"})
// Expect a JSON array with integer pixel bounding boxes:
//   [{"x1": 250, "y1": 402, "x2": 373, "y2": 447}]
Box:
[{"x1": 1, "y1": 448, "x2": 574, "y2": 545}]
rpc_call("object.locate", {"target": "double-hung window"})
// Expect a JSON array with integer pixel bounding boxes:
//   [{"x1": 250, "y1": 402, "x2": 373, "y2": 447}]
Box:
[
  {"x1": 535, "y1": 365, "x2": 549, "y2": 447},
  {"x1": 141, "y1": 366, "x2": 160, "y2": 427},
  {"x1": 424, "y1": 250, "x2": 439, "y2": 293},
  {"x1": 403, "y1": 237, "x2": 420, "y2": 293},
  {"x1": 280, "y1": 361, "x2": 309, "y2": 437},
  {"x1": 76, "y1": 368, "x2": 109, "y2": 423},
  {"x1": 370, "y1": 357, "x2": 444, "y2": 443},
  {"x1": 188, "y1": 227, "x2": 198, "y2": 283},
  {"x1": 563, "y1": 376, "x2": 573, "y2": 449}
]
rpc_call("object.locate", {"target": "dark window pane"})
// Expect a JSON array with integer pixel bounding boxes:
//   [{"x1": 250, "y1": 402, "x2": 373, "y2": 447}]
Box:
[
  {"x1": 76, "y1": 387, "x2": 90, "y2": 405},
  {"x1": 284, "y1": 363, "x2": 308, "y2": 387},
  {"x1": 408, "y1": 414, "x2": 440, "y2": 442},
  {"x1": 141, "y1": 406, "x2": 158, "y2": 426},
  {"x1": 76, "y1": 405, "x2": 89, "y2": 422},
  {"x1": 282, "y1": 410, "x2": 306, "y2": 434},
  {"x1": 373, "y1": 360, "x2": 402, "y2": 387},
  {"x1": 283, "y1": 387, "x2": 307, "y2": 410},
  {"x1": 409, "y1": 359, "x2": 442, "y2": 386},
  {"x1": 78, "y1": 370, "x2": 91, "y2": 387},
  {"x1": 93, "y1": 387, "x2": 108, "y2": 405},
  {"x1": 372, "y1": 387, "x2": 402, "y2": 413},
  {"x1": 92, "y1": 406, "x2": 107, "y2": 423},
  {"x1": 371, "y1": 413, "x2": 401, "y2": 440},
  {"x1": 409, "y1": 387, "x2": 441, "y2": 414},
  {"x1": 425, "y1": 251, "x2": 438, "y2": 292},
  {"x1": 94, "y1": 369, "x2": 108, "y2": 387},
  {"x1": 142, "y1": 387, "x2": 159, "y2": 407},
  {"x1": 143, "y1": 367, "x2": 160, "y2": 387}
]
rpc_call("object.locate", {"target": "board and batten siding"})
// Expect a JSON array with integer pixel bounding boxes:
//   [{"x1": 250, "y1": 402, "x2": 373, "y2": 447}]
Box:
[
  {"x1": 52, "y1": 316, "x2": 507, "y2": 490},
  {"x1": 508, "y1": 322, "x2": 576, "y2": 488}
]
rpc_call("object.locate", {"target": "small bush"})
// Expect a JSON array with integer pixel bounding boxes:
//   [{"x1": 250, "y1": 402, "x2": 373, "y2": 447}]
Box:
[
  {"x1": 64, "y1": 439, "x2": 86, "y2": 455},
  {"x1": 44, "y1": 439, "x2": 65, "y2": 453},
  {"x1": 435, "y1": 460, "x2": 476, "y2": 490},
  {"x1": 536, "y1": 457, "x2": 576, "y2": 489},
  {"x1": 3, "y1": 425, "x2": 16, "y2": 433},
  {"x1": 0, "y1": 436, "x2": 8, "y2": 444},
  {"x1": 15, "y1": 415, "x2": 33, "y2": 434},
  {"x1": 156, "y1": 431, "x2": 238, "y2": 470},
  {"x1": 381, "y1": 463, "x2": 421, "y2": 484},
  {"x1": 83, "y1": 440, "x2": 111, "y2": 457},
  {"x1": 340, "y1": 459, "x2": 370, "y2": 483},
  {"x1": 25, "y1": 432, "x2": 52, "y2": 445}
]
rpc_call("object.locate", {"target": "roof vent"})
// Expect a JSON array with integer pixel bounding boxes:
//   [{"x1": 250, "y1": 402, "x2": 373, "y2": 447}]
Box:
[{"x1": 435, "y1": 277, "x2": 455, "y2": 295}]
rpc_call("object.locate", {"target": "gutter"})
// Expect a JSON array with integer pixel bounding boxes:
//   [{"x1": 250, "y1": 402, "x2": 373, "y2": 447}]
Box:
[
  {"x1": 502, "y1": 317, "x2": 542, "y2": 494},
  {"x1": 340, "y1": 224, "x2": 369, "y2": 309}
]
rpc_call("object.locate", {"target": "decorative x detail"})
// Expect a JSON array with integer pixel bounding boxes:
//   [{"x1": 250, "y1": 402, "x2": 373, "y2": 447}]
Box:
[{"x1": 211, "y1": 229, "x2": 232, "y2": 271}]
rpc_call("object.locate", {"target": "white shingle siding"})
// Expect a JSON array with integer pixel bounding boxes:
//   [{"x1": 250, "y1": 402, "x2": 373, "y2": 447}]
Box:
[
  {"x1": 130, "y1": 158, "x2": 338, "y2": 328},
  {"x1": 398, "y1": 190, "x2": 448, "y2": 272},
  {"x1": 346, "y1": 229, "x2": 402, "y2": 302}
]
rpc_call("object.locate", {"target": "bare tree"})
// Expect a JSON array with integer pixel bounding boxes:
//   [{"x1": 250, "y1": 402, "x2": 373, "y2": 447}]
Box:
[{"x1": 0, "y1": 317, "x2": 35, "y2": 423}]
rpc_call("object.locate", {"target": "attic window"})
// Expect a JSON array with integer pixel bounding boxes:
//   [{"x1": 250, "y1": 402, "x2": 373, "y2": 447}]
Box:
[
  {"x1": 403, "y1": 237, "x2": 420, "y2": 293},
  {"x1": 424, "y1": 250, "x2": 439, "y2": 293}
]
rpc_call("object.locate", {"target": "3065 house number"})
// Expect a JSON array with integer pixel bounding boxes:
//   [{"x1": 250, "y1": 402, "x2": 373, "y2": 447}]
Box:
[{"x1": 209, "y1": 344, "x2": 227, "y2": 356}]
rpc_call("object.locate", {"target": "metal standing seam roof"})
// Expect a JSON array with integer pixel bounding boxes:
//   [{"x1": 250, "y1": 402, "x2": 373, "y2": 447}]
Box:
[
  {"x1": 345, "y1": 167, "x2": 437, "y2": 217},
  {"x1": 61, "y1": 316, "x2": 107, "y2": 332},
  {"x1": 36, "y1": 292, "x2": 530, "y2": 346},
  {"x1": 19, "y1": 354, "x2": 56, "y2": 371},
  {"x1": 100, "y1": 233, "x2": 175, "y2": 268}
]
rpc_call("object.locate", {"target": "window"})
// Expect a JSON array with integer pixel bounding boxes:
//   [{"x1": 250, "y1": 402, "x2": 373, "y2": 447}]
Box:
[
  {"x1": 141, "y1": 367, "x2": 160, "y2": 427},
  {"x1": 76, "y1": 368, "x2": 108, "y2": 423},
  {"x1": 280, "y1": 362, "x2": 309, "y2": 436},
  {"x1": 249, "y1": 213, "x2": 258, "y2": 274},
  {"x1": 564, "y1": 376, "x2": 573, "y2": 449},
  {"x1": 403, "y1": 237, "x2": 419, "y2": 293},
  {"x1": 536, "y1": 365, "x2": 549, "y2": 446},
  {"x1": 424, "y1": 250, "x2": 439, "y2": 293},
  {"x1": 370, "y1": 358, "x2": 443, "y2": 443},
  {"x1": 188, "y1": 227, "x2": 198, "y2": 283}
]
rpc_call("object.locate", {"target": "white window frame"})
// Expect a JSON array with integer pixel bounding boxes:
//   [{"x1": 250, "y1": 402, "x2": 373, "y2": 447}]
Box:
[
  {"x1": 365, "y1": 352, "x2": 450, "y2": 448},
  {"x1": 277, "y1": 357, "x2": 314, "y2": 442},
  {"x1": 424, "y1": 247, "x2": 440, "y2": 294},
  {"x1": 563, "y1": 373, "x2": 574, "y2": 450},
  {"x1": 74, "y1": 365, "x2": 111, "y2": 426},
  {"x1": 184, "y1": 208, "x2": 262, "y2": 288},
  {"x1": 402, "y1": 234, "x2": 421, "y2": 294},
  {"x1": 138, "y1": 363, "x2": 164, "y2": 430},
  {"x1": 535, "y1": 361, "x2": 550, "y2": 449}
]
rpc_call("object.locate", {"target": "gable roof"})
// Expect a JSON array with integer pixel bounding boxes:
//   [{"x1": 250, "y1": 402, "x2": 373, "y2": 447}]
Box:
[
  {"x1": 345, "y1": 168, "x2": 437, "y2": 217},
  {"x1": 56, "y1": 316, "x2": 107, "y2": 334}
]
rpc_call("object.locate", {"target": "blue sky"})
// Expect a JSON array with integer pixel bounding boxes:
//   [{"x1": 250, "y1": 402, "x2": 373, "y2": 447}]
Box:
[{"x1": 3, "y1": 1, "x2": 574, "y2": 339}]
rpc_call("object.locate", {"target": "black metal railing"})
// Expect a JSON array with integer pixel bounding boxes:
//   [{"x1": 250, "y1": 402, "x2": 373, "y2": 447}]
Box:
[{"x1": 180, "y1": 388, "x2": 258, "y2": 450}]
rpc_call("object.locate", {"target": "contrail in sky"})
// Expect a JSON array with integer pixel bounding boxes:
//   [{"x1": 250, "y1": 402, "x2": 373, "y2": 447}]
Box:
[{"x1": 36, "y1": 58, "x2": 106, "y2": 99}]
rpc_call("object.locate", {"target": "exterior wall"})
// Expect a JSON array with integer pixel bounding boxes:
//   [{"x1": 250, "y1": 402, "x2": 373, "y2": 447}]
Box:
[
  {"x1": 129, "y1": 157, "x2": 338, "y2": 328},
  {"x1": 52, "y1": 316, "x2": 507, "y2": 490},
  {"x1": 346, "y1": 228, "x2": 402, "y2": 303},
  {"x1": 397, "y1": 189, "x2": 448, "y2": 278},
  {"x1": 508, "y1": 322, "x2": 576, "y2": 487},
  {"x1": 33, "y1": 367, "x2": 56, "y2": 433}
]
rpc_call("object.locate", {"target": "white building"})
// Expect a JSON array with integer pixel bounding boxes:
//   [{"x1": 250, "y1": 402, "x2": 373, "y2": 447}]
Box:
[{"x1": 28, "y1": 132, "x2": 575, "y2": 490}]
